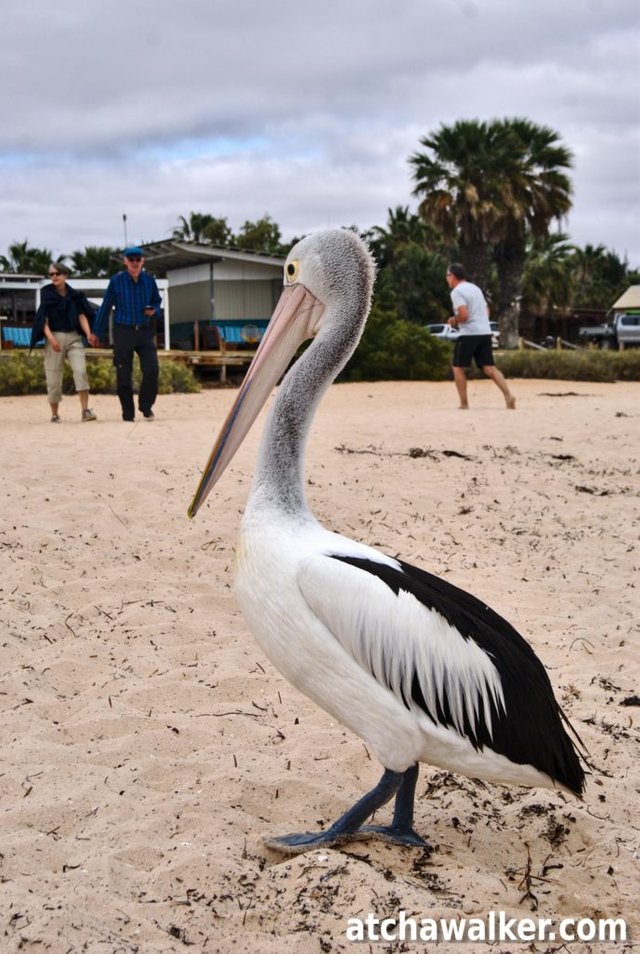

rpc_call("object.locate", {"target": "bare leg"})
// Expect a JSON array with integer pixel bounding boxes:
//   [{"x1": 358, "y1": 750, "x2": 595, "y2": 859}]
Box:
[
  {"x1": 78, "y1": 390, "x2": 89, "y2": 412},
  {"x1": 483, "y1": 365, "x2": 516, "y2": 408},
  {"x1": 452, "y1": 366, "x2": 469, "y2": 408},
  {"x1": 49, "y1": 402, "x2": 60, "y2": 419}
]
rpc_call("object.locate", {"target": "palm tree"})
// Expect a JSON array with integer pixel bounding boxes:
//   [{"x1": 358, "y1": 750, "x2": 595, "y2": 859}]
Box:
[
  {"x1": 366, "y1": 207, "x2": 449, "y2": 323},
  {"x1": 570, "y1": 243, "x2": 631, "y2": 309},
  {"x1": 172, "y1": 212, "x2": 234, "y2": 247},
  {"x1": 410, "y1": 118, "x2": 573, "y2": 346},
  {"x1": 1, "y1": 240, "x2": 53, "y2": 274},
  {"x1": 522, "y1": 233, "x2": 575, "y2": 314},
  {"x1": 492, "y1": 119, "x2": 573, "y2": 345},
  {"x1": 71, "y1": 246, "x2": 120, "y2": 277},
  {"x1": 172, "y1": 212, "x2": 214, "y2": 243},
  {"x1": 410, "y1": 120, "x2": 513, "y2": 289},
  {"x1": 366, "y1": 205, "x2": 439, "y2": 268}
]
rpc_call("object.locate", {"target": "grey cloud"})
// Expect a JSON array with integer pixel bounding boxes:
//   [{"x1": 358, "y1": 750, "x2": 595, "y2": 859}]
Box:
[{"x1": 1, "y1": 0, "x2": 638, "y2": 262}]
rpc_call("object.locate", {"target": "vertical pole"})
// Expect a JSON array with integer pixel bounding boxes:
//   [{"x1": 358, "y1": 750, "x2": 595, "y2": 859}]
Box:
[{"x1": 163, "y1": 283, "x2": 171, "y2": 352}]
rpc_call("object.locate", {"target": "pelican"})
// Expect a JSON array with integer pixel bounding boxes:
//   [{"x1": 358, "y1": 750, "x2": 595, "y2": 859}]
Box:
[{"x1": 189, "y1": 229, "x2": 586, "y2": 853}]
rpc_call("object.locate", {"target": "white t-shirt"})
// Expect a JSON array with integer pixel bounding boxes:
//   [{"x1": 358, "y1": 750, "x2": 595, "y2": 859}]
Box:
[{"x1": 450, "y1": 281, "x2": 491, "y2": 335}]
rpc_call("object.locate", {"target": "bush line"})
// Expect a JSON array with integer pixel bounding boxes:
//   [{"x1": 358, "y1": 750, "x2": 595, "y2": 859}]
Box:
[
  {"x1": 1, "y1": 344, "x2": 639, "y2": 396},
  {"x1": 0, "y1": 352, "x2": 201, "y2": 396}
]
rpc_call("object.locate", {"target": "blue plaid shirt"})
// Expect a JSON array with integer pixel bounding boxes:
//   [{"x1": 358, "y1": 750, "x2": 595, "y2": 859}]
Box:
[{"x1": 94, "y1": 270, "x2": 161, "y2": 338}]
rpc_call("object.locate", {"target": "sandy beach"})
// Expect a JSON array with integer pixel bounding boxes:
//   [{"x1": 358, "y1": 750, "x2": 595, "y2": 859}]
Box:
[{"x1": 1, "y1": 378, "x2": 638, "y2": 953}]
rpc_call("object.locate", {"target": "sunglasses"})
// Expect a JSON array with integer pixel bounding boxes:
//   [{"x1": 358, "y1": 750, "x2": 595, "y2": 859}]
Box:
[
  {"x1": 126, "y1": 256, "x2": 142, "y2": 263},
  {"x1": 49, "y1": 271, "x2": 62, "y2": 277}
]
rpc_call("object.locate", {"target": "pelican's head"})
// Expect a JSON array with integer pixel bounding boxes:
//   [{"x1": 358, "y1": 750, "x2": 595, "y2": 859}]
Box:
[
  {"x1": 188, "y1": 229, "x2": 375, "y2": 517},
  {"x1": 282, "y1": 228, "x2": 376, "y2": 332}
]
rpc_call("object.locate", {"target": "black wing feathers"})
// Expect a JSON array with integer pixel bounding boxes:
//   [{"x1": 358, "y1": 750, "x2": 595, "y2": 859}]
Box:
[{"x1": 331, "y1": 554, "x2": 586, "y2": 796}]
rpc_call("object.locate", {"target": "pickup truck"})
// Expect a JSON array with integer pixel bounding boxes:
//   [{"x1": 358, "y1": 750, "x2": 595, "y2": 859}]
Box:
[{"x1": 578, "y1": 312, "x2": 640, "y2": 349}]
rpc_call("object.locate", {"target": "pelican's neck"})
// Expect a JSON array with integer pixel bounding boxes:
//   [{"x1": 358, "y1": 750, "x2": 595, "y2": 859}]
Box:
[{"x1": 246, "y1": 306, "x2": 359, "y2": 521}]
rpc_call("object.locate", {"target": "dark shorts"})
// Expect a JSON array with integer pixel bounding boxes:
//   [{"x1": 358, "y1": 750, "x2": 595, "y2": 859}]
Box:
[{"x1": 453, "y1": 334, "x2": 494, "y2": 369}]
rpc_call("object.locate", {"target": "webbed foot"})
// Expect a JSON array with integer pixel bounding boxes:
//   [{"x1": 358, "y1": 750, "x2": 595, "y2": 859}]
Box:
[
  {"x1": 359, "y1": 824, "x2": 432, "y2": 850},
  {"x1": 262, "y1": 828, "x2": 371, "y2": 855}
]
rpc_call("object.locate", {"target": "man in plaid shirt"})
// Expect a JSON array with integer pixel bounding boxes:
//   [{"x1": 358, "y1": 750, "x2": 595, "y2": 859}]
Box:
[{"x1": 94, "y1": 247, "x2": 162, "y2": 421}]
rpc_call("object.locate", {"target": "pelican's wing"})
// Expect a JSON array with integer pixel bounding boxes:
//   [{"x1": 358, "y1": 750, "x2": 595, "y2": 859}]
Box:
[{"x1": 297, "y1": 552, "x2": 585, "y2": 792}]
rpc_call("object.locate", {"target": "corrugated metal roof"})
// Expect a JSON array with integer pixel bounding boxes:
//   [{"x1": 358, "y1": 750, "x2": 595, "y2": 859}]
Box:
[{"x1": 138, "y1": 240, "x2": 284, "y2": 276}]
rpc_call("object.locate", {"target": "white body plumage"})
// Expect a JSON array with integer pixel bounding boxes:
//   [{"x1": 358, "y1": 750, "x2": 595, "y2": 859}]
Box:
[{"x1": 236, "y1": 500, "x2": 563, "y2": 791}]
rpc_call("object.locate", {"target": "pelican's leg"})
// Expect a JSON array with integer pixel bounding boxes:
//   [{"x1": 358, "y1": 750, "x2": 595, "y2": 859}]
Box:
[
  {"x1": 262, "y1": 768, "x2": 404, "y2": 854},
  {"x1": 360, "y1": 763, "x2": 431, "y2": 849}
]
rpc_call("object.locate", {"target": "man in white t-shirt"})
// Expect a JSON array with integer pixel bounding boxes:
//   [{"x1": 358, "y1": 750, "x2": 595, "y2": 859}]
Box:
[{"x1": 446, "y1": 263, "x2": 516, "y2": 410}]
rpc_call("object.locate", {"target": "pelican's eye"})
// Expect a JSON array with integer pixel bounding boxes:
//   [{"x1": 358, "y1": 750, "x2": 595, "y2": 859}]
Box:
[{"x1": 285, "y1": 260, "x2": 299, "y2": 283}]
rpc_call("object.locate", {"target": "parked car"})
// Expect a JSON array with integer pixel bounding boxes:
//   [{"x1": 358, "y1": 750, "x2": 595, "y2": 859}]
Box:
[
  {"x1": 425, "y1": 322, "x2": 460, "y2": 341},
  {"x1": 578, "y1": 312, "x2": 640, "y2": 350},
  {"x1": 489, "y1": 321, "x2": 501, "y2": 348}
]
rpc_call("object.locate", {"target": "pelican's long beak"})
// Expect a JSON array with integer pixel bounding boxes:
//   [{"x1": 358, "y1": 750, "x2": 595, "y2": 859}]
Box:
[{"x1": 188, "y1": 283, "x2": 324, "y2": 517}]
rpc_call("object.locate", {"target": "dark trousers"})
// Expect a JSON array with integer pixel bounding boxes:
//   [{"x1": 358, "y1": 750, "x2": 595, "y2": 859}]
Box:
[{"x1": 112, "y1": 324, "x2": 158, "y2": 420}]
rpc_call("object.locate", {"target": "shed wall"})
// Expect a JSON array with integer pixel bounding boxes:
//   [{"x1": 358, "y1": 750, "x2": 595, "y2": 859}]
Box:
[{"x1": 167, "y1": 279, "x2": 280, "y2": 323}]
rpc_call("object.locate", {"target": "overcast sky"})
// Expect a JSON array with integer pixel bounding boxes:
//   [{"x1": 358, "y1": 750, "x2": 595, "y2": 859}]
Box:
[{"x1": 3, "y1": 0, "x2": 639, "y2": 266}]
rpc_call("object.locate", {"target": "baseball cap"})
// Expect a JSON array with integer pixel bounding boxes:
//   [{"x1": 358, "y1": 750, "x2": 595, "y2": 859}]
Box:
[{"x1": 123, "y1": 246, "x2": 144, "y2": 258}]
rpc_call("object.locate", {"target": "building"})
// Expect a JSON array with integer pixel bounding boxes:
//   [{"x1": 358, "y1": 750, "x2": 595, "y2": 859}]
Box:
[
  {"x1": 139, "y1": 240, "x2": 284, "y2": 350},
  {"x1": 610, "y1": 285, "x2": 640, "y2": 315},
  {"x1": 0, "y1": 241, "x2": 284, "y2": 351}
]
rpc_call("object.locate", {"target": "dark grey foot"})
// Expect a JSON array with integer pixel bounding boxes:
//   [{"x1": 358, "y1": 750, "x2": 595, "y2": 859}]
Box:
[
  {"x1": 359, "y1": 824, "x2": 432, "y2": 850},
  {"x1": 262, "y1": 828, "x2": 372, "y2": 855},
  {"x1": 261, "y1": 765, "x2": 426, "y2": 856}
]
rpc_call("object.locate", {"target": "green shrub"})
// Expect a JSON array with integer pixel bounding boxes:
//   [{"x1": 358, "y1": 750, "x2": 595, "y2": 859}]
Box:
[
  {"x1": 0, "y1": 352, "x2": 47, "y2": 395},
  {"x1": 340, "y1": 306, "x2": 451, "y2": 381},
  {"x1": 0, "y1": 351, "x2": 200, "y2": 395},
  {"x1": 1, "y1": 343, "x2": 638, "y2": 394},
  {"x1": 155, "y1": 360, "x2": 201, "y2": 394},
  {"x1": 494, "y1": 348, "x2": 640, "y2": 382},
  {"x1": 84, "y1": 357, "x2": 117, "y2": 392},
  {"x1": 610, "y1": 349, "x2": 640, "y2": 381}
]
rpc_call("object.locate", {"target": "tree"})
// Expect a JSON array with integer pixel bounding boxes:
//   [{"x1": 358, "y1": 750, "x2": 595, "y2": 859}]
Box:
[
  {"x1": 365, "y1": 207, "x2": 450, "y2": 324},
  {"x1": 340, "y1": 304, "x2": 451, "y2": 381},
  {"x1": 492, "y1": 119, "x2": 573, "y2": 346},
  {"x1": 71, "y1": 246, "x2": 120, "y2": 277},
  {"x1": 570, "y1": 243, "x2": 634, "y2": 309},
  {"x1": 236, "y1": 214, "x2": 285, "y2": 255},
  {"x1": 1, "y1": 240, "x2": 53, "y2": 274},
  {"x1": 410, "y1": 120, "x2": 512, "y2": 289},
  {"x1": 171, "y1": 211, "x2": 287, "y2": 252},
  {"x1": 367, "y1": 206, "x2": 438, "y2": 268},
  {"x1": 410, "y1": 118, "x2": 573, "y2": 346},
  {"x1": 172, "y1": 212, "x2": 217, "y2": 243},
  {"x1": 201, "y1": 217, "x2": 233, "y2": 247},
  {"x1": 522, "y1": 233, "x2": 575, "y2": 314}
]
